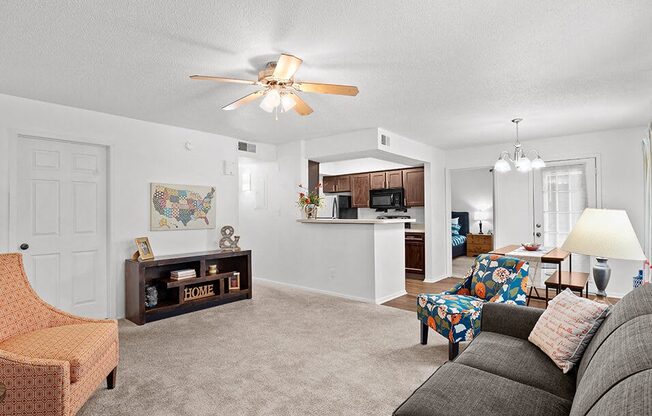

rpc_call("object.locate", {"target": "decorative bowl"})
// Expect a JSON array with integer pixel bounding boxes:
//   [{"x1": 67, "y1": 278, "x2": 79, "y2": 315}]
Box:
[{"x1": 521, "y1": 243, "x2": 541, "y2": 251}]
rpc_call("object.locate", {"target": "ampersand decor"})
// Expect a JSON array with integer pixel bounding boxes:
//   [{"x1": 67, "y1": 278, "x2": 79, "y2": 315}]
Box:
[{"x1": 218, "y1": 225, "x2": 241, "y2": 251}]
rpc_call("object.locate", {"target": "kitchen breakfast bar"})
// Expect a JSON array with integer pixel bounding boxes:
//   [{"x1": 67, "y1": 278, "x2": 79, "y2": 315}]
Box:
[{"x1": 297, "y1": 218, "x2": 414, "y2": 303}]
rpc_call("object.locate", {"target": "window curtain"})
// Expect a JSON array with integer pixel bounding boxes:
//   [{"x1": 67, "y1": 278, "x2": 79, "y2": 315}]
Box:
[{"x1": 643, "y1": 123, "x2": 652, "y2": 263}]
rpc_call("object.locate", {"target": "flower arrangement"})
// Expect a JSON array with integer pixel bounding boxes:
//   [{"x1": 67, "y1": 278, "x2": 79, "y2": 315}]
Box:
[
  {"x1": 297, "y1": 184, "x2": 323, "y2": 219},
  {"x1": 297, "y1": 184, "x2": 323, "y2": 208}
]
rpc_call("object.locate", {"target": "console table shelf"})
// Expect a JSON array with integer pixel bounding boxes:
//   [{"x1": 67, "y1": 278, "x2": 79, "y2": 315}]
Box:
[{"x1": 126, "y1": 250, "x2": 251, "y2": 325}]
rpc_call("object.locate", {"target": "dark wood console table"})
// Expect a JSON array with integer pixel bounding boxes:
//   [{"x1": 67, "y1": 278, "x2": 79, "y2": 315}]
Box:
[{"x1": 126, "y1": 250, "x2": 251, "y2": 325}]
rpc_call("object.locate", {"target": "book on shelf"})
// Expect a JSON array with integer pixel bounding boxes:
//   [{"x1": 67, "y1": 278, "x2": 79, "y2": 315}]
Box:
[{"x1": 170, "y1": 269, "x2": 196, "y2": 280}]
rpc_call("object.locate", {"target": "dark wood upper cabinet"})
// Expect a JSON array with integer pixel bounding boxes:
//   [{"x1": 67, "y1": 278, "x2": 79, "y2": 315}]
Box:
[
  {"x1": 387, "y1": 170, "x2": 403, "y2": 188},
  {"x1": 403, "y1": 168, "x2": 425, "y2": 207},
  {"x1": 370, "y1": 172, "x2": 386, "y2": 190},
  {"x1": 351, "y1": 174, "x2": 371, "y2": 208},
  {"x1": 308, "y1": 160, "x2": 320, "y2": 194},
  {"x1": 323, "y1": 176, "x2": 337, "y2": 193},
  {"x1": 336, "y1": 175, "x2": 351, "y2": 192}
]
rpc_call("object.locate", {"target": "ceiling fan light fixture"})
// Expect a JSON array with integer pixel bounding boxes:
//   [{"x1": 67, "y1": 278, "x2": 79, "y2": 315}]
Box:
[
  {"x1": 259, "y1": 89, "x2": 281, "y2": 113},
  {"x1": 280, "y1": 94, "x2": 296, "y2": 112},
  {"x1": 190, "y1": 53, "x2": 358, "y2": 116}
]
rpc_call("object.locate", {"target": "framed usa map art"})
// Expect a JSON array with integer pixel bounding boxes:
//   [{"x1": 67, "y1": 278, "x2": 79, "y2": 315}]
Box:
[{"x1": 150, "y1": 183, "x2": 216, "y2": 230}]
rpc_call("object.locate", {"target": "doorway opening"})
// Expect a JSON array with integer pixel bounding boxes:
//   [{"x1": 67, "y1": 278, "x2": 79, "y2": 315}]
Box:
[{"x1": 449, "y1": 167, "x2": 495, "y2": 277}]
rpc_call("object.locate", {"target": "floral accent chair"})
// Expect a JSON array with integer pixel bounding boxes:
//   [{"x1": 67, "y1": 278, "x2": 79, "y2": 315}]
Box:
[
  {"x1": 417, "y1": 254, "x2": 529, "y2": 360},
  {"x1": 0, "y1": 253, "x2": 119, "y2": 415}
]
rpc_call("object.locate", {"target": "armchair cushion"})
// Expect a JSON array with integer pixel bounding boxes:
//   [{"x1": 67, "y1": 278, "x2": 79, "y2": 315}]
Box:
[
  {"x1": 0, "y1": 322, "x2": 117, "y2": 383},
  {"x1": 417, "y1": 294, "x2": 484, "y2": 343}
]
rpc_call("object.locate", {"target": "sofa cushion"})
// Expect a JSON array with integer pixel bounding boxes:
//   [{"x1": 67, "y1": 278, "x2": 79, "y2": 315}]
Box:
[
  {"x1": 456, "y1": 331, "x2": 576, "y2": 401},
  {"x1": 583, "y1": 370, "x2": 652, "y2": 416},
  {"x1": 569, "y1": 313, "x2": 652, "y2": 416},
  {"x1": 0, "y1": 322, "x2": 117, "y2": 383},
  {"x1": 393, "y1": 362, "x2": 572, "y2": 416},
  {"x1": 576, "y1": 284, "x2": 652, "y2": 384}
]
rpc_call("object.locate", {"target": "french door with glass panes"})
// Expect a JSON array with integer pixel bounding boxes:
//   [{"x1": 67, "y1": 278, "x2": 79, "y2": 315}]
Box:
[{"x1": 532, "y1": 158, "x2": 598, "y2": 275}]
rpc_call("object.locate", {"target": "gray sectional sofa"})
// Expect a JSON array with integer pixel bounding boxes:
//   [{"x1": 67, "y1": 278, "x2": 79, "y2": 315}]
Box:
[{"x1": 394, "y1": 283, "x2": 652, "y2": 416}]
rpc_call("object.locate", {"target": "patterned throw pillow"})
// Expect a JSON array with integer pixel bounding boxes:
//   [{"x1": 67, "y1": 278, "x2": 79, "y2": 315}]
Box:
[
  {"x1": 528, "y1": 289, "x2": 610, "y2": 373},
  {"x1": 451, "y1": 223, "x2": 461, "y2": 235}
]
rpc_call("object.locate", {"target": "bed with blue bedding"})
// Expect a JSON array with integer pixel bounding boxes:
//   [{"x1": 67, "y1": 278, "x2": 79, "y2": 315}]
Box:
[{"x1": 451, "y1": 211, "x2": 469, "y2": 258}]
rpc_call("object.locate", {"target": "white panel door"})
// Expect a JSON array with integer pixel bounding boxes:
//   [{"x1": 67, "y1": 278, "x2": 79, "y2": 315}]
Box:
[{"x1": 15, "y1": 136, "x2": 108, "y2": 318}]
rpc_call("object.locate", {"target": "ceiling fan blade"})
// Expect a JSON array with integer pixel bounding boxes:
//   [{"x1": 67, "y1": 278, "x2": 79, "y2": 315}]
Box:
[
  {"x1": 273, "y1": 54, "x2": 303, "y2": 80},
  {"x1": 190, "y1": 75, "x2": 258, "y2": 85},
  {"x1": 290, "y1": 93, "x2": 313, "y2": 116},
  {"x1": 294, "y1": 82, "x2": 359, "y2": 96},
  {"x1": 222, "y1": 90, "x2": 265, "y2": 111}
]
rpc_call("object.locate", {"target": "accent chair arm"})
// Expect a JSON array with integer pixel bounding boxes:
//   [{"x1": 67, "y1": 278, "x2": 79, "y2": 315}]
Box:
[
  {"x1": 0, "y1": 349, "x2": 70, "y2": 416},
  {"x1": 481, "y1": 302, "x2": 543, "y2": 340}
]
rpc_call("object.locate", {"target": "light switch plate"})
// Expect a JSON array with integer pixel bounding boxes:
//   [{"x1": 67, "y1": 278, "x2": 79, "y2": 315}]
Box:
[{"x1": 223, "y1": 160, "x2": 236, "y2": 176}]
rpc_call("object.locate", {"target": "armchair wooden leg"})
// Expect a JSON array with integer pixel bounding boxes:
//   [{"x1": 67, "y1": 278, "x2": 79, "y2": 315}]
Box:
[
  {"x1": 107, "y1": 367, "x2": 117, "y2": 390},
  {"x1": 448, "y1": 341, "x2": 459, "y2": 361},
  {"x1": 420, "y1": 322, "x2": 428, "y2": 345}
]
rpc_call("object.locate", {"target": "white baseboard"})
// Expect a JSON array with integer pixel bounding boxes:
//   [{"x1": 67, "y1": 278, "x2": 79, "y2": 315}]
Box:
[
  {"x1": 374, "y1": 290, "x2": 407, "y2": 304},
  {"x1": 253, "y1": 277, "x2": 375, "y2": 304},
  {"x1": 423, "y1": 273, "x2": 448, "y2": 283}
]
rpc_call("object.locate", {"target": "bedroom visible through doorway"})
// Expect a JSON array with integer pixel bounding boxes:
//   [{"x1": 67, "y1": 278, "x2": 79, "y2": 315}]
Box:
[{"x1": 450, "y1": 167, "x2": 494, "y2": 277}]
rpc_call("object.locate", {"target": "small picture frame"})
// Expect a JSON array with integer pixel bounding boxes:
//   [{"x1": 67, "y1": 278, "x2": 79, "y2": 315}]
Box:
[
  {"x1": 229, "y1": 272, "x2": 240, "y2": 291},
  {"x1": 135, "y1": 237, "x2": 154, "y2": 261}
]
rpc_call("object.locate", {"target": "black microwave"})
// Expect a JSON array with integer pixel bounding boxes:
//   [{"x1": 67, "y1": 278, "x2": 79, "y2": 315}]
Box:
[{"x1": 369, "y1": 188, "x2": 405, "y2": 210}]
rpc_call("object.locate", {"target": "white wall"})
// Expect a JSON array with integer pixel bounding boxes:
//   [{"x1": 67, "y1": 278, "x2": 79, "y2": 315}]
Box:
[
  {"x1": 446, "y1": 126, "x2": 648, "y2": 297},
  {"x1": 0, "y1": 94, "x2": 241, "y2": 318},
  {"x1": 450, "y1": 168, "x2": 494, "y2": 234},
  {"x1": 319, "y1": 158, "x2": 413, "y2": 175}
]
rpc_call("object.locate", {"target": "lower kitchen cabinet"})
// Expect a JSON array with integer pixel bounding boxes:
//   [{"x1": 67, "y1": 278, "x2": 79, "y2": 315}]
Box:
[{"x1": 405, "y1": 232, "x2": 425, "y2": 275}]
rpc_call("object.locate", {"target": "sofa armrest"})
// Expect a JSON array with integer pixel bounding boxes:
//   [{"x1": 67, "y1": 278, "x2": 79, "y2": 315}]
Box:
[
  {"x1": 0, "y1": 350, "x2": 70, "y2": 416},
  {"x1": 481, "y1": 302, "x2": 543, "y2": 340}
]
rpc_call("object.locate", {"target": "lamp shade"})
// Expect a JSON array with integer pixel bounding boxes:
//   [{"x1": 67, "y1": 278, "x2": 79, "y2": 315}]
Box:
[
  {"x1": 473, "y1": 211, "x2": 489, "y2": 221},
  {"x1": 561, "y1": 208, "x2": 646, "y2": 261}
]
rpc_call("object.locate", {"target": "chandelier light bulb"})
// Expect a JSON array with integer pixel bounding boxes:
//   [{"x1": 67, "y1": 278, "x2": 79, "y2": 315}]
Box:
[
  {"x1": 516, "y1": 157, "x2": 532, "y2": 172},
  {"x1": 494, "y1": 158, "x2": 511, "y2": 173},
  {"x1": 532, "y1": 156, "x2": 546, "y2": 169}
]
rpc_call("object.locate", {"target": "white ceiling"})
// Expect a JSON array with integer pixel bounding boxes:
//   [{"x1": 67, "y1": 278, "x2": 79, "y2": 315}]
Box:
[{"x1": 1, "y1": 1, "x2": 651, "y2": 149}]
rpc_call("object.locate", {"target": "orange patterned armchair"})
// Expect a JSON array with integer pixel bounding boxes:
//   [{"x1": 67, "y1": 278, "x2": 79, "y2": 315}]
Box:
[{"x1": 0, "y1": 253, "x2": 118, "y2": 415}]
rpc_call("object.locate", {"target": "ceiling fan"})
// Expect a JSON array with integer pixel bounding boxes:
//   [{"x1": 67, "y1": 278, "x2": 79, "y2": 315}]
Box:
[{"x1": 190, "y1": 53, "x2": 359, "y2": 117}]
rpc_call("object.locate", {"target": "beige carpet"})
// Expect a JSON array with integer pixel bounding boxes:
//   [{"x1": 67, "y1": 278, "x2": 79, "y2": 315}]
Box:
[{"x1": 79, "y1": 280, "x2": 449, "y2": 415}]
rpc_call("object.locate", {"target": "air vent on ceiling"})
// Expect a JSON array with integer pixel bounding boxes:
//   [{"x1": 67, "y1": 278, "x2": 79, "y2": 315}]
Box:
[
  {"x1": 380, "y1": 134, "x2": 390, "y2": 146},
  {"x1": 237, "y1": 141, "x2": 257, "y2": 153}
]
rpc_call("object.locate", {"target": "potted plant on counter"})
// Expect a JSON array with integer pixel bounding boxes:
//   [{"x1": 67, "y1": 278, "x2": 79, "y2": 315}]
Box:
[{"x1": 297, "y1": 184, "x2": 323, "y2": 219}]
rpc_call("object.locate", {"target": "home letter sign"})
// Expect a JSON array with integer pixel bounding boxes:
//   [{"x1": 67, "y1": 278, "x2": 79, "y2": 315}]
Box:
[{"x1": 183, "y1": 284, "x2": 215, "y2": 301}]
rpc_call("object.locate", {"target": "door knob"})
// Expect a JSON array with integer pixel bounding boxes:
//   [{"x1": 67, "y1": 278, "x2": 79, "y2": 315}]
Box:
[
  {"x1": 536, "y1": 223, "x2": 542, "y2": 228},
  {"x1": 535, "y1": 232, "x2": 542, "y2": 237},
  {"x1": 19, "y1": 243, "x2": 29, "y2": 250}
]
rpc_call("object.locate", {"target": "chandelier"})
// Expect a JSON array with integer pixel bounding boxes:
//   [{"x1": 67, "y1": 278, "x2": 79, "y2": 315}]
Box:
[{"x1": 494, "y1": 118, "x2": 545, "y2": 173}]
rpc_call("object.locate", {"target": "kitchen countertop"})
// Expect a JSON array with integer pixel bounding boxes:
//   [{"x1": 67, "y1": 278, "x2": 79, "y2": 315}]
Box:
[{"x1": 297, "y1": 218, "x2": 416, "y2": 225}]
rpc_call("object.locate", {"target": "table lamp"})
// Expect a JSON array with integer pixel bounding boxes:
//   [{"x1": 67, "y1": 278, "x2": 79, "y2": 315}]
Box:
[
  {"x1": 473, "y1": 210, "x2": 490, "y2": 234},
  {"x1": 561, "y1": 208, "x2": 646, "y2": 296}
]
